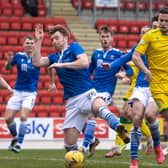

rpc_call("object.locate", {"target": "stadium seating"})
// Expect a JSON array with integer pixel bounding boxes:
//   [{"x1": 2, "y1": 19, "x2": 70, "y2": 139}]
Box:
[
  {"x1": 0, "y1": 1, "x2": 120, "y2": 119},
  {"x1": 71, "y1": 0, "x2": 168, "y2": 11}
]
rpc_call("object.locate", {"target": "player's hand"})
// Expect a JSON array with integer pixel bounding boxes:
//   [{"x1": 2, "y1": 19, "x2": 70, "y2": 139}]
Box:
[
  {"x1": 115, "y1": 71, "x2": 126, "y2": 79},
  {"x1": 48, "y1": 63, "x2": 64, "y2": 69},
  {"x1": 144, "y1": 70, "x2": 152, "y2": 82},
  {"x1": 48, "y1": 83, "x2": 57, "y2": 93},
  {"x1": 102, "y1": 63, "x2": 111, "y2": 70},
  {"x1": 35, "y1": 24, "x2": 44, "y2": 41},
  {"x1": 6, "y1": 51, "x2": 13, "y2": 62},
  {"x1": 122, "y1": 77, "x2": 131, "y2": 84}
]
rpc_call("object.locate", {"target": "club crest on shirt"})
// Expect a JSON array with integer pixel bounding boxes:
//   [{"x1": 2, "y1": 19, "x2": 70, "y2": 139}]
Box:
[
  {"x1": 110, "y1": 55, "x2": 114, "y2": 60},
  {"x1": 139, "y1": 39, "x2": 145, "y2": 45}
]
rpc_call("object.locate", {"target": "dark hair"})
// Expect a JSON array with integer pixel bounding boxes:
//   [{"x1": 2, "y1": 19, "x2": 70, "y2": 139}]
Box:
[
  {"x1": 48, "y1": 24, "x2": 70, "y2": 41},
  {"x1": 24, "y1": 35, "x2": 34, "y2": 41},
  {"x1": 159, "y1": 7, "x2": 168, "y2": 14},
  {"x1": 99, "y1": 25, "x2": 114, "y2": 35},
  {"x1": 151, "y1": 15, "x2": 158, "y2": 22}
]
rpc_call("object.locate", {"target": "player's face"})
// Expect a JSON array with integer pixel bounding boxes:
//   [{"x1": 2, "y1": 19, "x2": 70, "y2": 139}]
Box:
[
  {"x1": 23, "y1": 39, "x2": 35, "y2": 54},
  {"x1": 99, "y1": 31, "x2": 113, "y2": 50},
  {"x1": 50, "y1": 31, "x2": 68, "y2": 52},
  {"x1": 159, "y1": 13, "x2": 168, "y2": 34}
]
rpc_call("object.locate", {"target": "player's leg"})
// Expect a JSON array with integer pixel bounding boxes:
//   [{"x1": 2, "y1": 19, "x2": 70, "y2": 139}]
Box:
[
  {"x1": 92, "y1": 97, "x2": 130, "y2": 144},
  {"x1": 130, "y1": 99, "x2": 144, "y2": 168},
  {"x1": 64, "y1": 128, "x2": 80, "y2": 151},
  {"x1": 104, "y1": 117, "x2": 132, "y2": 157},
  {"x1": 12, "y1": 92, "x2": 36, "y2": 153},
  {"x1": 145, "y1": 101, "x2": 165, "y2": 164},
  {"x1": 63, "y1": 95, "x2": 88, "y2": 153},
  {"x1": 141, "y1": 119, "x2": 153, "y2": 155},
  {"x1": 12, "y1": 107, "x2": 31, "y2": 153},
  {"x1": 82, "y1": 114, "x2": 100, "y2": 158},
  {"x1": 5, "y1": 91, "x2": 21, "y2": 150},
  {"x1": 5, "y1": 108, "x2": 18, "y2": 150}
]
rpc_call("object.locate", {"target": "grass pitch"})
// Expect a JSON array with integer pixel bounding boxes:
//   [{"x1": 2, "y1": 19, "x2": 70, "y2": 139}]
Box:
[{"x1": 0, "y1": 149, "x2": 167, "y2": 168}]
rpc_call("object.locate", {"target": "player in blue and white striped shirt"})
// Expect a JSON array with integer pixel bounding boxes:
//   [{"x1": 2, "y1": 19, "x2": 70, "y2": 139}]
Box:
[
  {"x1": 5, "y1": 35, "x2": 40, "y2": 153},
  {"x1": 33, "y1": 24, "x2": 130, "y2": 153}
]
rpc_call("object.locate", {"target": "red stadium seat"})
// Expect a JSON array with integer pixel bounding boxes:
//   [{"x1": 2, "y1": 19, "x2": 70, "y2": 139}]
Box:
[
  {"x1": 13, "y1": 8, "x2": 24, "y2": 16},
  {"x1": 0, "y1": 16, "x2": 9, "y2": 22},
  {"x1": 107, "y1": 20, "x2": 118, "y2": 33},
  {"x1": 129, "y1": 20, "x2": 140, "y2": 34},
  {"x1": 40, "y1": 96, "x2": 51, "y2": 104},
  {"x1": 157, "y1": 3, "x2": 166, "y2": 10},
  {"x1": 11, "y1": 22, "x2": 21, "y2": 30},
  {"x1": 118, "y1": 20, "x2": 129, "y2": 33},
  {"x1": 0, "y1": 37, "x2": 7, "y2": 45},
  {"x1": 82, "y1": 1, "x2": 93, "y2": 8},
  {"x1": 139, "y1": 2, "x2": 147, "y2": 10},
  {"x1": 52, "y1": 96, "x2": 63, "y2": 104},
  {"x1": 11, "y1": 0, "x2": 21, "y2": 5},
  {"x1": 49, "y1": 111, "x2": 60, "y2": 117},
  {"x1": 125, "y1": 1, "x2": 136, "y2": 10},
  {"x1": 8, "y1": 37, "x2": 18, "y2": 45},
  {"x1": 127, "y1": 35, "x2": 140, "y2": 48},
  {"x1": 29, "y1": 112, "x2": 36, "y2": 117},
  {"x1": 116, "y1": 35, "x2": 127, "y2": 48},
  {"x1": 22, "y1": 23, "x2": 33, "y2": 31},
  {"x1": 95, "y1": 19, "x2": 106, "y2": 31},
  {"x1": 0, "y1": 22, "x2": 10, "y2": 30},
  {"x1": 72, "y1": 0, "x2": 82, "y2": 8},
  {"x1": 120, "y1": 1, "x2": 126, "y2": 9},
  {"x1": 38, "y1": 5, "x2": 47, "y2": 17},
  {"x1": 9, "y1": 16, "x2": 21, "y2": 23},
  {"x1": 0, "y1": 105, "x2": 6, "y2": 116},
  {"x1": 36, "y1": 111, "x2": 49, "y2": 117},
  {"x1": 2, "y1": 8, "x2": 13, "y2": 16}
]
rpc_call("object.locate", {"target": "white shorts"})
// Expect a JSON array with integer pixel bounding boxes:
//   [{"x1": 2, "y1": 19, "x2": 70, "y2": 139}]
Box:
[
  {"x1": 6, "y1": 90, "x2": 37, "y2": 111},
  {"x1": 63, "y1": 89, "x2": 98, "y2": 132},
  {"x1": 129, "y1": 87, "x2": 154, "y2": 107},
  {"x1": 97, "y1": 92, "x2": 112, "y2": 105}
]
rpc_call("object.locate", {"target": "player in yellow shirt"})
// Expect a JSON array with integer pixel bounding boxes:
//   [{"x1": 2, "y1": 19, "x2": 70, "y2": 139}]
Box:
[{"x1": 132, "y1": 6, "x2": 168, "y2": 168}]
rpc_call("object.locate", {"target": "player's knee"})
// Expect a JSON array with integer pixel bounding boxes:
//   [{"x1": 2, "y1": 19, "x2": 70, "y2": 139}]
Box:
[{"x1": 145, "y1": 113, "x2": 155, "y2": 123}]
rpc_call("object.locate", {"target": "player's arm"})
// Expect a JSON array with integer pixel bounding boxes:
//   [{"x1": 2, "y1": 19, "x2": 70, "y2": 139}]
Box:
[
  {"x1": 132, "y1": 51, "x2": 152, "y2": 82},
  {"x1": 48, "y1": 69, "x2": 57, "y2": 93},
  {"x1": 123, "y1": 64, "x2": 133, "y2": 77},
  {"x1": 33, "y1": 24, "x2": 50, "y2": 67},
  {"x1": 0, "y1": 75, "x2": 13, "y2": 93},
  {"x1": 5, "y1": 51, "x2": 14, "y2": 70},
  {"x1": 102, "y1": 47, "x2": 135, "y2": 70},
  {"x1": 48, "y1": 53, "x2": 89, "y2": 70}
]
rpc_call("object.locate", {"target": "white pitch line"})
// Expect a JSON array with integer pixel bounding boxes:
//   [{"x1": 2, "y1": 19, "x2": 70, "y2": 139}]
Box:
[{"x1": 0, "y1": 156, "x2": 166, "y2": 167}]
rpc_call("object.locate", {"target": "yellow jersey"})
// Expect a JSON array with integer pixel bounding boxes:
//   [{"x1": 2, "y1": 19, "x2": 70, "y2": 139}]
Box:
[{"x1": 135, "y1": 28, "x2": 168, "y2": 84}]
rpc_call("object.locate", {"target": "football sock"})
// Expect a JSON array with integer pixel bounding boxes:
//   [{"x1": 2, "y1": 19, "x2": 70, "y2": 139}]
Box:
[
  {"x1": 130, "y1": 127, "x2": 141, "y2": 160},
  {"x1": 8, "y1": 121, "x2": 17, "y2": 137},
  {"x1": 64, "y1": 144, "x2": 78, "y2": 152},
  {"x1": 148, "y1": 120, "x2": 160, "y2": 147},
  {"x1": 82, "y1": 120, "x2": 96, "y2": 149},
  {"x1": 98, "y1": 107, "x2": 119, "y2": 130},
  {"x1": 17, "y1": 121, "x2": 27, "y2": 146}
]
